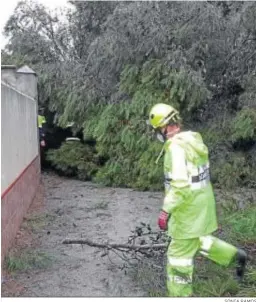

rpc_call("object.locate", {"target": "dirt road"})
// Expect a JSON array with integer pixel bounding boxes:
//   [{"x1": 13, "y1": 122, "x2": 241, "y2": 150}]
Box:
[{"x1": 2, "y1": 172, "x2": 162, "y2": 297}]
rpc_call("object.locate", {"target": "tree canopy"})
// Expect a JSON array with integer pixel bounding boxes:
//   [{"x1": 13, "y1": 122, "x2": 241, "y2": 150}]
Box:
[{"x1": 2, "y1": 1, "x2": 256, "y2": 189}]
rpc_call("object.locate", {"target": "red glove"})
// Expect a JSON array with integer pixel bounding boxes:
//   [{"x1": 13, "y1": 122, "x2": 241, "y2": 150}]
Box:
[{"x1": 158, "y1": 210, "x2": 169, "y2": 230}]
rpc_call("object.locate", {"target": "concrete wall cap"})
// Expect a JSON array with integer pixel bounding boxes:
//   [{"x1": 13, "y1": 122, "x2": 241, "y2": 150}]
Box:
[
  {"x1": 17, "y1": 65, "x2": 36, "y2": 75},
  {"x1": 1, "y1": 65, "x2": 17, "y2": 70}
]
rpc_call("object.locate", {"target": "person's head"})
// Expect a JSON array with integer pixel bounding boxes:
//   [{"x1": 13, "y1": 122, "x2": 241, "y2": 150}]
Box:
[
  {"x1": 38, "y1": 107, "x2": 44, "y2": 115},
  {"x1": 148, "y1": 103, "x2": 181, "y2": 142}
]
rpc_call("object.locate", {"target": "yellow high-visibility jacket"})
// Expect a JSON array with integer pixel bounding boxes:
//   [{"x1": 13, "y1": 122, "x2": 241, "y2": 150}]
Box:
[
  {"x1": 38, "y1": 115, "x2": 46, "y2": 128},
  {"x1": 162, "y1": 131, "x2": 218, "y2": 239}
]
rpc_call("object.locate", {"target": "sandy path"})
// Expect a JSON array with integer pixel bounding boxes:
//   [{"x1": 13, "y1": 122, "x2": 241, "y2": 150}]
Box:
[{"x1": 3, "y1": 172, "x2": 162, "y2": 297}]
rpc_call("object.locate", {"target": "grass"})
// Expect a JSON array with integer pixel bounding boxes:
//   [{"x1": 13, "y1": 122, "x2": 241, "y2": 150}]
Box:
[
  {"x1": 193, "y1": 260, "x2": 239, "y2": 297},
  {"x1": 80, "y1": 200, "x2": 109, "y2": 212},
  {"x1": 220, "y1": 206, "x2": 256, "y2": 244},
  {"x1": 193, "y1": 205, "x2": 256, "y2": 297},
  {"x1": 6, "y1": 250, "x2": 53, "y2": 272},
  {"x1": 193, "y1": 259, "x2": 256, "y2": 297},
  {"x1": 131, "y1": 260, "x2": 167, "y2": 297},
  {"x1": 5, "y1": 212, "x2": 56, "y2": 274},
  {"x1": 194, "y1": 205, "x2": 256, "y2": 297},
  {"x1": 94, "y1": 200, "x2": 109, "y2": 210},
  {"x1": 236, "y1": 265, "x2": 256, "y2": 296},
  {"x1": 24, "y1": 213, "x2": 56, "y2": 232},
  {"x1": 131, "y1": 203, "x2": 256, "y2": 297}
]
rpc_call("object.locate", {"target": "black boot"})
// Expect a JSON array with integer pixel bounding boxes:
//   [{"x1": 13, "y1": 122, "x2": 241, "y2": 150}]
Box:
[{"x1": 235, "y1": 249, "x2": 248, "y2": 282}]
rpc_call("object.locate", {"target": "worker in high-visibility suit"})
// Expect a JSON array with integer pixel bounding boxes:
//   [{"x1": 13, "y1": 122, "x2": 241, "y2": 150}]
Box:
[
  {"x1": 148, "y1": 103, "x2": 248, "y2": 297},
  {"x1": 38, "y1": 109, "x2": 46, "y2": 147}
]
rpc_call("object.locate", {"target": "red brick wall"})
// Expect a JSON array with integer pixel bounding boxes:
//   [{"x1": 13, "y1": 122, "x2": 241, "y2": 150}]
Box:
[{"x1": 1, "y1": 156, "x2": 40, "y2": 263}]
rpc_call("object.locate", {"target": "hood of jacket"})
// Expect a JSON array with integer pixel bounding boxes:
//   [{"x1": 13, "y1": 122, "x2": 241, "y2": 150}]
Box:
[{"x1": 165, "y1": 131, "x2": 209, "y2": 165}]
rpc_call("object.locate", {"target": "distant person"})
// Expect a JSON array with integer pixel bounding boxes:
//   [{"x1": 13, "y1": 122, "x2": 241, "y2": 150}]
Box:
[
  {"x1": 38, "y1": 108, "x2": 46, "y2": 147},
  {"x1": 147, "y1": 103, "x2": 248, "y2": 297}
]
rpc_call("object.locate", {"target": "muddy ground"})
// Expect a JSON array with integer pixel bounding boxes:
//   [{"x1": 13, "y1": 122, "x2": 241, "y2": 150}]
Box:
[
  {"x1": 2, "y1": 172, "x2": 256, "y2": 297},
  {"x1": 2, "y1": 172, "x2": 163, "y2": 297}
]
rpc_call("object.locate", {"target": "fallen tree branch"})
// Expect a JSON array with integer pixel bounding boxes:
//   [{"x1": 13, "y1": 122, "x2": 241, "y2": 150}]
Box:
[{"x1": 62, "y1": 238, "x2": 168, "y2": 250}]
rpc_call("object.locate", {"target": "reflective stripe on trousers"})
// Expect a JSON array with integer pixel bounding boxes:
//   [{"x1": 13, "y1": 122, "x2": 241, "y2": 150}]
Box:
[
  {"x1": 199, "y1": 235, "x2": 238, "y2": 267},
  {"x1": 167, "y1": 255, "x2": 194, "y2": 296},
  {"x1": 168, "y1": 275, "x2": 192, "y2": 284},
  {"x1": 168, "y1": 257, "x2": 193, "y2": 267},
  {"x1": 199, "y1": 235, "x2": 214, "y2": 256}
]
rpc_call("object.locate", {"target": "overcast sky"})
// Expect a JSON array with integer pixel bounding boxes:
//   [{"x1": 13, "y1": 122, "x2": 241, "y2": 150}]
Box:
[{"x1": 1, "y1": 0, "x2": 70, "y2": 49}]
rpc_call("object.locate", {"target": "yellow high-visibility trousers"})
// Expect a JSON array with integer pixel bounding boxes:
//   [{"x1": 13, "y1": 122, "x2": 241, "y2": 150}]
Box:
[{"x1": 166, "y1": 235, "x2": 238, "y2": 297}]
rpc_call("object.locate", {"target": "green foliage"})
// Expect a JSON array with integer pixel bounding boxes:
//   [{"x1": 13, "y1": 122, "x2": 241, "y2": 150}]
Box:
[
  {"x1": 210, "y1": 152, "x2": 254, "y2": 189},
  {"x1": 3, "y1": 1, "x2": 256, "y2": 190},
  {"x1": 79, "y1": 60, "x2": 255, "y2": 190},
  {"x1": 231, "y1": 108, "x2": 256, "y2": 142},
  {"x1": 198, "y1": 111, "x2": 256, "y2": 189},
  {"x1": 46, "y1": 141, "x2": 100, "y2": 181},
  {"x1": 200, "y1": 126, "x2": 228, "y2": 151},
  {"x1": 120, "y1": 61, "x2": 211, "y2": 114},
  {"x1": 1, "y1": 50, "x2": 27, "y2": 67},
  {"x1": 239, "y1": 74, "x2": 256, "y2": 109},
  {"x1": 82, "y1": 60, "x2": 209, "y2": 189}
]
